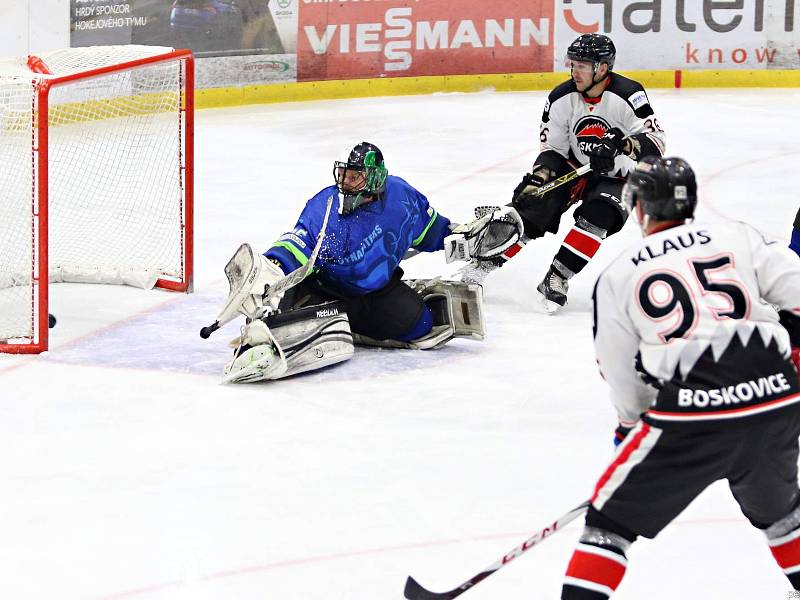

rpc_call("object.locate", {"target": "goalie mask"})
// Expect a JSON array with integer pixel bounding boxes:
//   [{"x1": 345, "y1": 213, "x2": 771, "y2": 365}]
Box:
[{"x1": 333, "y1": 142, "x2": 388, "y2": 215}]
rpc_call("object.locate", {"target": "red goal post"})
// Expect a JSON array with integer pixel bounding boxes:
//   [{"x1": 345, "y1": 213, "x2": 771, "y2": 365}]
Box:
[{"x1": 0, "y1": 46, "x2": 194, "y2": 354}]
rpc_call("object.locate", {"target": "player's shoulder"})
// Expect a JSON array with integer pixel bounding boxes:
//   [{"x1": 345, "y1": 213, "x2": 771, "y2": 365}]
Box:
[
  {"x1": 547, "y1": 79, "x2": 577, "y2": 104},
  {"x1": 543, "y1": 79, "x2": 577, "y2": 122},
  {"x1": 605, "y1": 73, "x2": 654, "y2": 117},
  {"x1": 386, "y1": 174, "x2": 423, "y2": 197},
  {"x1": 724, "y1": 219, "x2": 781, "y2": 247},
  {"x1": 306, "y1": 184, "x2": 337, "y2": 204},
  {"x1": 303, "y1": 186, "x2": 338, "y2": 218}
]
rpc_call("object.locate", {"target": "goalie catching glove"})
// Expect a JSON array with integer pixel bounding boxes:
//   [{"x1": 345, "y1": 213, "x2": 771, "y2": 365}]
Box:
[{"x1": 444, "y1": 206, "x2": 524, "y2": 264}]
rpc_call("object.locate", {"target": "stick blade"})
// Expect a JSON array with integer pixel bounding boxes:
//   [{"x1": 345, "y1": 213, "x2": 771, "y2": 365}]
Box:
[{"x1": 404, "y1": 576, "x2": 458, "y2": 600}]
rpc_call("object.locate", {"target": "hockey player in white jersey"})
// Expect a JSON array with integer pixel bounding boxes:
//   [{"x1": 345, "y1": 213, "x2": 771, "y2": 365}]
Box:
[
  {"x1": 510, "y1": 33, "x2": 665, "y2": 313},
  {"x1": 560, "y1": 156, "x2": 800, "y2": 598}
]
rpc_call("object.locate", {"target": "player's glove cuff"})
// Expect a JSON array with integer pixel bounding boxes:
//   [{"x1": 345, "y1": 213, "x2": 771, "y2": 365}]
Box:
[{"x1": 613, "y1": 424, "x2": 633, "y2": 447}]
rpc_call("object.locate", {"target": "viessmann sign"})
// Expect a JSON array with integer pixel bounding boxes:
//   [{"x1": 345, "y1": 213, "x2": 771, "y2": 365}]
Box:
[
  {"x1": 297, "y1": 0, "x2": 555, "y2": 80},
  {"x1": 297, "y1": 0, "x2": 800, "y2": 81}
]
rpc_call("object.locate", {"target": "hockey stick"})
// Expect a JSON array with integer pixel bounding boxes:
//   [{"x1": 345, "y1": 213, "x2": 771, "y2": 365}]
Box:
[
  {"x1": 404, "y1": 500, "x2": 589, "y2": 600},
  {"x1": 510, "y1": 163, "x2": 592, "y2": 206},
  {"x1": 200, "y1": 195, "x2": 333, "y2": 339}
]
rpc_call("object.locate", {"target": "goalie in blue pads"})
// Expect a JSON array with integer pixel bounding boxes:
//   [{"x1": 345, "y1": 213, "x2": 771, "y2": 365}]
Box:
[{"x1": 210, "y1": 142, "x2": 522, "y2": 382}]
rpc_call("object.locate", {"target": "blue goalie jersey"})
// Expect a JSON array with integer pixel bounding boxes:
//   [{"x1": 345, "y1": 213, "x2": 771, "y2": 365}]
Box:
[{"x1": 265, "y1": 175, "x2": 451, "y2": 295}]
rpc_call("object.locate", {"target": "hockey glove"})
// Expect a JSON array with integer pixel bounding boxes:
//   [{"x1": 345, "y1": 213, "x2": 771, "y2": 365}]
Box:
[
  {"x1": 613, "y1": 423, "x2": 633, "y2": 447},
  {"x1": 444, "y1": 206, "x2": 524, "y2": 263},
  {"x1": 587, "y1": 127, "x2": 627, "y2": 175},
  {"x1": 512, "y1": 164, "x2": 555, "y2": 203}
]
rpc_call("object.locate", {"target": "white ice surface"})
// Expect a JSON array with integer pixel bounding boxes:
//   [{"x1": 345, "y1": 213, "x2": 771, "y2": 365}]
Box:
[{"x1": 2, "y1": 88, "x2": 799, "y2": 600}]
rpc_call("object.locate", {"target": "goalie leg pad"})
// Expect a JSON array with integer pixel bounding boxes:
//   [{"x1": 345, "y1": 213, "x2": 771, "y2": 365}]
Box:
[
  {"x1": 418, "y1": 279, "x2": 485, "y2": 339},
  {"x1": 352, "y1": 280, "x2": 485, "y2": 350},
  {"x1": 223, "y1": 301, "x2": 354, "y2": 383},
  {"x1": 409, "y1": 279, "x2": 485, "y2": 347}
]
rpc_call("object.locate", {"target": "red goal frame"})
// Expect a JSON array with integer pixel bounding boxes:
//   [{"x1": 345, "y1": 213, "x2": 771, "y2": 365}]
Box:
[{"x1": 0, "y1": 49, "x2": 194, "y2": 354}]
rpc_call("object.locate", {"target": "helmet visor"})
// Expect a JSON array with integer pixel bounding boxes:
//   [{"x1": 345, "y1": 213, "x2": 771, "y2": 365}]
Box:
[{"x1": 564, "y1": 57, "x2": 594, "y2": 74}]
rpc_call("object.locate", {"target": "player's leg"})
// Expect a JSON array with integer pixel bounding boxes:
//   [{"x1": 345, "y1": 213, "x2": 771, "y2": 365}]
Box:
[
  {"x1": 728, "y1": 409, "x2": 800, "y2": 589},
  {"x1": 512, "y1": 163, "x2": 580, "y2": 241},
  {"x1": 538, "y1": 177, "x2": 626, "y2": 313},
  {"x1": 562, "y1": 507, "x2": 635, "y2": 599},
  {"x1": 342, "y1": 268, "x2": 431, "y2": 342},
  {"x1": 791, "y1": 206, "x2": 800, "y2": 258},
  {"x1": 347, "y1": 271, "x2": 483, "y2": 350},
  {"x1": 223, "y1": 299, "x2": 355, "y2": 383},
  {"x1": 223, "y1": 278, "x2": 354, "y2": 383},
  {"x1": 562, "y1": 421, "x2": 729, "y2": 599}
]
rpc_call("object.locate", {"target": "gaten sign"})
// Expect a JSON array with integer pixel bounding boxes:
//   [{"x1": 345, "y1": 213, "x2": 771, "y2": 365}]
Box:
[
  {"x1": 297, "y1": 0, "x2": 554, "y2": 81},
  {"x1": 554, "y1": 0, "x2": 800, "y2": 69},
  {"x1": 560, "y1": 0, "x2": 798, "y2": 34}
]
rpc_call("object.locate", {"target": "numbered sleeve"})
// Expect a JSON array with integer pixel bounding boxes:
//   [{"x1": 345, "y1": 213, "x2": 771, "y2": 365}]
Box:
[
  {"x1": 592, "y1": 273, "x2": 656, "y2": 426},
  {"x1": 622, "y1": 89, "x2": 666, "y2": 159},
  {"x1": 539, "y1": 92, "x2": 572, "y2": 162}
]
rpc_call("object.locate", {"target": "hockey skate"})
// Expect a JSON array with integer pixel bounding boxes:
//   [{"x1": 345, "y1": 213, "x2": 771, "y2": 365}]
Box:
[{"x1": 536, "y1": 266, "x2": 569, "y2": 314}]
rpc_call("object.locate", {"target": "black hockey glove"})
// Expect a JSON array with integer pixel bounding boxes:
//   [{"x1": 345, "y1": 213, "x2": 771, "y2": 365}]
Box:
[
  {"x1": 587, "y1": 127, "x2": 627, "y2": 175},
  {"x1": 512, "y1": 165, "x2": 554, "y2": 203},
  {"x1": 613, "y1": 423, "x2": 633, "y2": 447}
]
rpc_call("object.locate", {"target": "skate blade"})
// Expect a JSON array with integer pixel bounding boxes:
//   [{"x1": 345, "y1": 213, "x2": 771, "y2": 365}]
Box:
[{"x1": 537, "y1": 290, "x2": 565, "y2": 315}]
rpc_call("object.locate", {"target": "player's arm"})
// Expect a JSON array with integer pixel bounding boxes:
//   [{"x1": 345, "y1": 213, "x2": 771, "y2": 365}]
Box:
[
  {"x1": 620, "y1": 87, "x2": 665, "y2": 160},
  {"x1": 516, "y1": 89, "x2": 574, "y2": 196},
  {"x1": 747, "y1": 223, "x2": 800, "y2": 312},
  {"x1": 745, "y1": 223, "x2": 800, "y2": 375},
  {"x1": 592, "y1": 273, "x2": 656, "y2": 439},
  {"x1": 791, "y1": 207, "x2": 800, "y2": 258},
  {"x1": 408, "y1": 191, "x2": 452, "y2": 253},
  {"x1": 264, "y1": 201, "x2": 321, "y2": 274}
]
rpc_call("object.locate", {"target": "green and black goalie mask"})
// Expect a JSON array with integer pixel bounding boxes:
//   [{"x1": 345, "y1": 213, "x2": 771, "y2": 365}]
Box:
[{"x1": 333, "y1": 142, "x2": 388, "y2": 215}]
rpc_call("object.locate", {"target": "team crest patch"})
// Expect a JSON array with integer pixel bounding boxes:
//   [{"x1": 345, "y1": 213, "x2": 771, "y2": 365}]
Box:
[
  {"x1": 629, "y1": 91, "x2": 648, "y2": 109},
  {"x1": 573, "y1": 115, "x2": 612, "y2": 156}
]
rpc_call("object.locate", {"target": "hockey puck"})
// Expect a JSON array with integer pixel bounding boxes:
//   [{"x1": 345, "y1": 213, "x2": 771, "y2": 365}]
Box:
[{"x1": 48, "y1": 313, "x2": 57, "y2": 328}]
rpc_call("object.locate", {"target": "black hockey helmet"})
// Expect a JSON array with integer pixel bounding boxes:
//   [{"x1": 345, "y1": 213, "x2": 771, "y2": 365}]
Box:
[
  {"x1": 622, "y1": 156, "x2": 698, "y2": 222},
  {"x1": 566, "y1": 34, "x2": 616, "y2": 71},
  {"x1": 333, "y1": 141, "x2": 388, "y2": 215}
]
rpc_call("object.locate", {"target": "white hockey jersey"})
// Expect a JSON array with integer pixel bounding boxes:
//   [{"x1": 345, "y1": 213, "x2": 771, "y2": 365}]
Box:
[
  {"x1": 593, "y1": 220, "x2": 800, "y2": 427},
  {"x1": 540, "y1": 74, "x2": 666, "y2": 177}
]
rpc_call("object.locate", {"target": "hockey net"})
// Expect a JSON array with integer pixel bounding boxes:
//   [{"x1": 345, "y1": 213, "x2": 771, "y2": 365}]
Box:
[{"x1": 0, "y1": 45, "x2": 194, "y2": 354}]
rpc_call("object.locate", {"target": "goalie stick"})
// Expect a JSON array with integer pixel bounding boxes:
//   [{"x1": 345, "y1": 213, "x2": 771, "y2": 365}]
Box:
[
  {"x1": 404, "y1": 500, "x2": 589, "y2": 600},
  {"x1": 200, "y1": 196, "x2": 333, "y2": 339},
  {"x1": 457, "y1": 164, "x2": 591, "y2": 283}
]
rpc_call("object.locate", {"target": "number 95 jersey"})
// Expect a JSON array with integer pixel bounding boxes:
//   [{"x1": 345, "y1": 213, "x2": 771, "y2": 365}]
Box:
[{"x1": 592, "y1": 220, "x2": 800, "y2": 428}]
